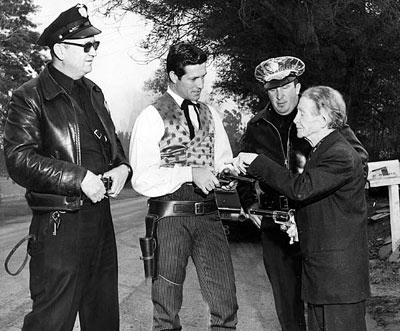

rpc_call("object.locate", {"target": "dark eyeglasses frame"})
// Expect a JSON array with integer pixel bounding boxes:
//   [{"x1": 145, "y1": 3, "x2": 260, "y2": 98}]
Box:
[{"x1": 61, "y1": 41, "x2": 100, "y2": 53}]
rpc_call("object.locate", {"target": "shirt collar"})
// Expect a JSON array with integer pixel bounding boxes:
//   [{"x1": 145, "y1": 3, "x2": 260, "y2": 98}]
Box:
[
  {"x1": 48, "y1": 64, "x2": 75, "y2": 94},
  {"x1": 167, "y1": 87, "x2": 198, "y2": 107},
  {"x1": 167, "y1": 87, "x2": 184, "y2": 107}
]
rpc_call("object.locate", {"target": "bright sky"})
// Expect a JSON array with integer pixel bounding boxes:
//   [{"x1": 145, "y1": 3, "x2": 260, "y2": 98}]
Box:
[{"x1": 31, "y1": 0, "x2": 160, "y2": 132}]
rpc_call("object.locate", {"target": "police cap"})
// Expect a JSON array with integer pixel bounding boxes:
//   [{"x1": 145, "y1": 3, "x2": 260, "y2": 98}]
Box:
[
  {"x1": 37, "y1": 3, "x2": 101, "y2": 48},
  {"x1": 254, "y1": 56, "x2": 305, "y2": 90}
]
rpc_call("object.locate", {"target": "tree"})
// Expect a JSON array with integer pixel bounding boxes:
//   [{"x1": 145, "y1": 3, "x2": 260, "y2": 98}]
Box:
[
  {"x1": 143, "y1": 62, "x2": 168, "y2": 95},
  {"x1": 0, "y1": 0, "x2": 46, "y2": 175},
  {"x1": 221, "y1": 108, "x2": 245, "y2": 157},
  {"x1": 100, "y1": 0, "x2": 400, "y2": 161}
]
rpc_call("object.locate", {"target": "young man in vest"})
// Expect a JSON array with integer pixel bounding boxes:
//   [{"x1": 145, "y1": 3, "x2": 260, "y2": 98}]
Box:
[{"x1": 129, "y1": 42, "x2": 238, "y2": 330}]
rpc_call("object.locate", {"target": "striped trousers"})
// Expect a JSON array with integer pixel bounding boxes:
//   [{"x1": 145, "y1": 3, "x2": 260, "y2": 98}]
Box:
[{"x1": 152, "y1": 212, "x2": 238, "y2": 330}]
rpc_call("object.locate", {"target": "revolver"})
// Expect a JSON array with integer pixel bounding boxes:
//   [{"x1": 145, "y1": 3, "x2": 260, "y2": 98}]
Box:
[
  {"x1": 249, "y1": 208, "x2": 295, "y2": 227},
  {"x1": 101, "y1": 176, "x2": 113, "y2": 191},
  {"x1": 217, "y1": 168, "x2": 255, "y2": 186}
]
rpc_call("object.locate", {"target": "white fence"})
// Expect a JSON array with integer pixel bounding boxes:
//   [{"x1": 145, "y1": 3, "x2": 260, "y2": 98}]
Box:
[{"x1": 368, "y1": 159, "x2": 400, "y2": 255}]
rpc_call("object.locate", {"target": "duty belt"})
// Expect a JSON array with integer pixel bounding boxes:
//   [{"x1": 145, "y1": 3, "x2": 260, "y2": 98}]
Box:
[{"x1": 148, "y1": 199, "x2": 218, "y2": 219}]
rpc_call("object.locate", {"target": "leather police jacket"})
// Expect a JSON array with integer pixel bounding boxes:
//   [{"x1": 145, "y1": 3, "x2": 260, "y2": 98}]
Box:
[
  {"x1": 237, "y1": 103, "x2": 309, "y2": 212},
  {"x1": 4, "y1": 64, "x2": 129, "y2": 198}
]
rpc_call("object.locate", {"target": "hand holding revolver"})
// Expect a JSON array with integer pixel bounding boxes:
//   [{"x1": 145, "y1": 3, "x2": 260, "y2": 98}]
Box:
[
  {"x1": 81, "y1": 170, "x2": 107, "y2": 203},
  {"x1": 192, "y1": 166, "x2": 220, "y2": 195},
  {"x1": 103, "y1": 164, "x2": 130, "y2": 198},
  {"x1": 217, "y1": 168, "x2": 256, "y2": 189}
]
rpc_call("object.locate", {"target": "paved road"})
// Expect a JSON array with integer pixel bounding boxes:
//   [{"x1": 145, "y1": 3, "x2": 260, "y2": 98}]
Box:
[{"x1": 0, "y1": 196, "x2": 382, "y2": 330}]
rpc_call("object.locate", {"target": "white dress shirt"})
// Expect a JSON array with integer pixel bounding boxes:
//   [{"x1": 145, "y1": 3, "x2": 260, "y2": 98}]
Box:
[{"x1": 129, "y1": 88, "x2": 233, "y2": 197}]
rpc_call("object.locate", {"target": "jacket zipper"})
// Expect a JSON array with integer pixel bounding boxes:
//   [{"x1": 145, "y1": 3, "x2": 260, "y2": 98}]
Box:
[
  {"x1": 263, "y1": 118, "x2": 292, "y2": 169},
  {"x1": 64, "y1": 94, "x2": 82, "y2": 166},
  {"x1": 47, "y1": 73, "x2": 82, "y2": 166}
]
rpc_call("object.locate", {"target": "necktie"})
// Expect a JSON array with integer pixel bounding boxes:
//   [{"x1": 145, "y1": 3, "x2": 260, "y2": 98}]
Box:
[{"x1": 181, "y1": 99, "x2": 200, "y2": 139}]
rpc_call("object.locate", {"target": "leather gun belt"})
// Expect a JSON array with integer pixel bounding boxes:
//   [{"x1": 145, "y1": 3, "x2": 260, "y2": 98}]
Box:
[{"x1": 148, "y1": 199, "x2": 218, "y2": 219}]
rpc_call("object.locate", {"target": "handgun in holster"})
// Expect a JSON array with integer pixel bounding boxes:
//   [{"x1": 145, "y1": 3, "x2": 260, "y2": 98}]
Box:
[{"x1": 139, "y1": 214, "x2": 159, "y2": 279}]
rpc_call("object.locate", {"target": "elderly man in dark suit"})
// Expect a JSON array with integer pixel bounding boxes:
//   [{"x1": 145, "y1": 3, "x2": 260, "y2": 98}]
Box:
[{"x1": 234, "y1": 86, "x2": 370, "y2": 331}]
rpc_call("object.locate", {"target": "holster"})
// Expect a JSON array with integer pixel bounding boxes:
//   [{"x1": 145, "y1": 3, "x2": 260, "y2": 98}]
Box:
[
  {"x1": 139, "y1": 214, "x2": 159, "y2": 279},
  {"x1": 140, "y1": 196, "x2": 218, "y2": 279}
]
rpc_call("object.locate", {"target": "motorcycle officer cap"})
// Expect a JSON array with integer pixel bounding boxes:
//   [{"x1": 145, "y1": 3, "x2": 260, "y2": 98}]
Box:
[
  {"x1": 254, "y1": 56, "x2": 305, "y2": 90},
  {"x1": 37, "y1": 3, "x2": 101, "y2": 48}
]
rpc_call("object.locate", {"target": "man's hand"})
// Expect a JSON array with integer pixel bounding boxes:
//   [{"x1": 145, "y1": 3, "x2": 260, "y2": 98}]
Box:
[
  {"x1": 232, "y1": 152, "x2": 258, "y2": 174},
  {"x1": 192, "y1": 167, "x2": 220, "y2": 195},
  {"x1": 218, "y1": 168, "x2": 238, "y2": 191},
  {"x1": 81, "y1": 170, "x2": 106, "y2": 203},
  {"x1": 286, "y1": 221, "x2": 299, "y2": 245},
  {"x1": 295, "y1": 152, "x2": 306, "y2": 174},
  {"x1": 103, "y1": 164, "x2": 130, "y2": 198},
  {"x1": 217, "y1": 167, "x2": 255, "y2": 190}
]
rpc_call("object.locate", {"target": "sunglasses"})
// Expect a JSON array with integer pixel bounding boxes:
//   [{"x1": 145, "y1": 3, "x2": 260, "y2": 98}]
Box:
[{"x1": 61, "y1": 41, "x2": 100, "y2": 53}]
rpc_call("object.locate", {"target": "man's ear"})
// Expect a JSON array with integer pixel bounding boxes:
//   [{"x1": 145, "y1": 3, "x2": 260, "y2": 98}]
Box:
[
  {"x1": 52, "y1": 43, "x2": 65, "y2": 61},
  {"x1": 296, "y1": 82, "x2": 301, "y2": 95},
  {"x1": 320, "y1": 109, "x2": 330, "y2": 128},
  {"x1": 169, "y1": 71, "x2": 179, "y2": 84}
]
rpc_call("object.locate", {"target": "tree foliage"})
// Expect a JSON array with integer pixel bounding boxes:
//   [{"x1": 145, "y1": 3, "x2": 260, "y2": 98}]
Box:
[
  {"x1": 100, "y1": 0, "x2": 400, "y2": 161},
  {"x1": 0, "y1": 0, "x2": 45, "y2": 175},
  {"x1": 143, "y1": 61, "x2": 168, "y2": 95},
  {"x1": 221, "y1": 108, "x2": 245, "y2": 157}
]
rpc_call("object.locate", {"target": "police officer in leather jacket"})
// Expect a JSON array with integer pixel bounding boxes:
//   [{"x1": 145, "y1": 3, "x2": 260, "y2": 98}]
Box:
[{"x1": 3, "y1": 4, "x2": 131, "y2": 331}]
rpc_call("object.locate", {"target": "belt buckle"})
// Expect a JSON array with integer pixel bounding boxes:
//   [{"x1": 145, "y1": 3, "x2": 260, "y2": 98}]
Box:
[{"x1": 195, "y1": 202, "x2": 204, "y2": 215}]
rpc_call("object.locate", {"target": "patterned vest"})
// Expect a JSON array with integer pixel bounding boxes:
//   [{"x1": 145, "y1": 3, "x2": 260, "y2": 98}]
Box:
[{"x1": 153, "y1": 93, "x2": 215, "y2": 169}]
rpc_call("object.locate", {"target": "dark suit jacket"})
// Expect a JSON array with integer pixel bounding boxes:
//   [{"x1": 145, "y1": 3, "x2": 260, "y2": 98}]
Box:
[{"x1": 248, "y1": 130, "x2": 370, "y2": 304}]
